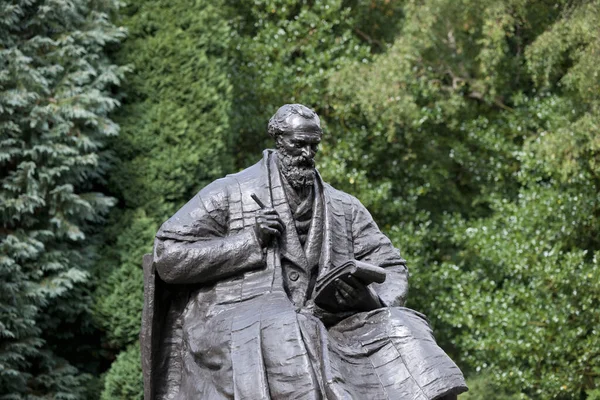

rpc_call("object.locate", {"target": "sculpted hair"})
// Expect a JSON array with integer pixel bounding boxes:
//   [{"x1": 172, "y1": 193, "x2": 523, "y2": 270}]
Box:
[{"x1": 268, "y1": 104, "x2": 322, "y2": 138}]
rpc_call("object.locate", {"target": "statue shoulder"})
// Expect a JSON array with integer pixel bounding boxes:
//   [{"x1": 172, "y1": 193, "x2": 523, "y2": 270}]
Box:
[
  {"x1": 196, "y1": 158, "x2": 263, "y2": 200},
  {"x1": 197, "y1": 176, "x2": 236, "y2": 199},
  {"x1": 157, "y1": 172, "x2": 247, "y2": 240},
  {"x1": 225, "y1": 158, "x2": 263, "y2": 180}
]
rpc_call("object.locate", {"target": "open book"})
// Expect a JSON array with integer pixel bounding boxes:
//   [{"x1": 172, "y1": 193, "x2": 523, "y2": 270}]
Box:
[{"x1": 313, "y1": 260, "x2": 387, "y2": 311}]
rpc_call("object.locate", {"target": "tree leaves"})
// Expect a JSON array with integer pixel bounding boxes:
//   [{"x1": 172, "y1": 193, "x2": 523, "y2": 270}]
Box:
[{"x1": 0, "y1": 0, "x2": 125, "y2": 397}]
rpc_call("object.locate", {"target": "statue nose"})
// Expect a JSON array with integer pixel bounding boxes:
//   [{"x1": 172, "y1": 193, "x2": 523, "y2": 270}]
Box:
[{"x1": 301, "y1": 146, "x2": 312, "y2": 158}]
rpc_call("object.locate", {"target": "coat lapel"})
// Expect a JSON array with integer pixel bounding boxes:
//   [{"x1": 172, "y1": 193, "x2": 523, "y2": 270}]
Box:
[
  {"x1": 317, "y1": 173, "x2": 353, "y2": 279},
  {"x1": 304, "y1": 176, "x2": 324, "y2": 270}
]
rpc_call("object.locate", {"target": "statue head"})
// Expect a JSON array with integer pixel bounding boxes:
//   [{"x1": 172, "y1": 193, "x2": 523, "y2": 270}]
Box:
[{"x1": 268, "y1": 104, "x2": 322, "y2": 189}]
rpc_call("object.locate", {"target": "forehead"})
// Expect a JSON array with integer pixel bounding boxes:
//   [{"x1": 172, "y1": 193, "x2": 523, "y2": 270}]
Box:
[{"x1": 282, "y1": 130, "x2": 322, "y2": 142}]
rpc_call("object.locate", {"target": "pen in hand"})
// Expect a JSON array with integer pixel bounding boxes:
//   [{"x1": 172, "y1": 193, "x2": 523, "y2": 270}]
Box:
[
  {"x1": 251, "y1": 193, "x2": 284, "y2": 246},
  {"x1": 251, "y1": 193, "x2": 267, "y2": 209}
]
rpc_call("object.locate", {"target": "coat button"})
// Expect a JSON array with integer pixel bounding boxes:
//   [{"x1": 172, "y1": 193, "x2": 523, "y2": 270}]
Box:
[{"x1": 289, "y1": 271, "x2": 300, "y2": 281}]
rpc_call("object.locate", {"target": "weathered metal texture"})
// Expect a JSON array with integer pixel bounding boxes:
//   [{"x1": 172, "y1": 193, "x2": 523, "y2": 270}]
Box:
[{"x1": 140, "y1": 104, "x2": 467, "y2": 399}]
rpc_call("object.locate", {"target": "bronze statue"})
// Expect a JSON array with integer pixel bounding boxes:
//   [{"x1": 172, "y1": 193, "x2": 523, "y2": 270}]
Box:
[{"x1": 141, "y1": 104, "x2": 468, "y2": 399}]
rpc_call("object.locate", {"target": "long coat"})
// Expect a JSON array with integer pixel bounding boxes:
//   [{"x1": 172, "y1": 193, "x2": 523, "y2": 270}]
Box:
[{"x1": 141, "y1": 150, "x2": 467, "y2": 400}]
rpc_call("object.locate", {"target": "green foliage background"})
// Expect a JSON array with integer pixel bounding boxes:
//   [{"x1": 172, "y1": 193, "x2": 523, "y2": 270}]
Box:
[
  {"x1": 0, "y1": 0, "x2": 126, "y2": 397},
  {"x1": 324, "y1": 1, "x2": 600, "y2": 398},
  {"x1": 92, "y1": 0, "x2": 234, "y2": 397},
  {"x1": 2, "y1": 0, "x2": 599, "y2": 399}
]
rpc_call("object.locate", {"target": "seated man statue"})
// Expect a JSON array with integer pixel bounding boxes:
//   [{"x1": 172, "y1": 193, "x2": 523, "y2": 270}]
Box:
[{"x1": 141, "y1": 104, "x2": 468, "y2": 400}]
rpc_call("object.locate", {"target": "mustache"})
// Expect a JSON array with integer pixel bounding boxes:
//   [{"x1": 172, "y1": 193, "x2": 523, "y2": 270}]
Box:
[{"x1": 282, "y1": 153, "x2": 315, "y2": 168}]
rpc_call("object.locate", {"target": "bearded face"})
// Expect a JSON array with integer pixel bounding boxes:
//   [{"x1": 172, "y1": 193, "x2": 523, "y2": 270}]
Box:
[
  {"x1": 277, "y1": 149, "x2": 315, "y2": 189},
  {"x1": 275, "y1": 129, "x2": 321, "y2": 190}
]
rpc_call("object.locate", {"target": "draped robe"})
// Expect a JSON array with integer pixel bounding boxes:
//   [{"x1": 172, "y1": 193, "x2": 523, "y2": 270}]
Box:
[{"x1": 141, "y1": 150, "x2": 467, "y2": 400}]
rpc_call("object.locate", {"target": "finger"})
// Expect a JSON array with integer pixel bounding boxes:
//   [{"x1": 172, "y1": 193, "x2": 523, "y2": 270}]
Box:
[
  {"x1": 335, "y1": 290, "x2": 348, "y2": 307},
  {"x1": 262, "y1": 227, "x2": 281, "y2": 237},
  {"x1": 337, "y1": 288, "x2": 352, "y2": 302},
  {"x1": 336, "y1": 279, "x2": 355, "y2": 299},
  {"x1": 258, "y1": 221, "x2": 283, "y2": 232},
  {"x1": 264, "y1": 220, "x2": 284, "y2": 232},
  {"x1": 262, "y1": 213, "x2": 282, "y2": 220},
  {"x1": 343, "y1": 276, "x2": 364, "y2": 290},
  {"x1": 256, "y1": 210, "x2": 276, "y2": 219},
  {"x1": 263, "y1": 215, "x2": 284, "y2": 225},
  {"x1": 261, "y1": 217, "x2": 283, "y2": 228},
  {"x1": 261, "y1": 208, "x2": 278, "y2": 215},
  {"x1": 336, "y1": 278, "x2": 357, "y2": 295},
  {"x1": 257, "y1": 215, "x2": 282, "y2": 226}
]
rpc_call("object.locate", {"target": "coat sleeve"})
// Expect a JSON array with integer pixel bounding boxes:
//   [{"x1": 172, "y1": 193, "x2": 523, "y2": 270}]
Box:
[
  {"x1": 350, "y1": 197, "x2": 409, "y2": 307},
  {"x1": 153, "y1": 178, "x2": 265, "y2": 285}
]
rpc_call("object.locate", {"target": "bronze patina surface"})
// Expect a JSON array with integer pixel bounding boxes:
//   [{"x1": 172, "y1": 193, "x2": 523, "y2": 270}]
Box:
[{"x1": 141, "y1": 104, "x2": 467, "y2": 399}]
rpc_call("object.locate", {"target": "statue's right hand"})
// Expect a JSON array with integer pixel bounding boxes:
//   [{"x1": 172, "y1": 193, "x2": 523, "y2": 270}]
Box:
[{"x1": 254, "y1": 208, "x2": 284, "y2": 248}]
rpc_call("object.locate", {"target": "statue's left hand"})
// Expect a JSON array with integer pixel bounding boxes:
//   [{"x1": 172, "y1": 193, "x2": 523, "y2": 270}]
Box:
[{"x1": 334, "y1": 276, "x2": 382, "y2": 311}]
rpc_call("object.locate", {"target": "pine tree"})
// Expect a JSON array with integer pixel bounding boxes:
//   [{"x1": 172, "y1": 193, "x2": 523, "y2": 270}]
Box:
[
  {"x1": 0, "y1": 0, "x2": 126, "y2": 397},
  {"x1": 93, "y1": 0, "x2": 234, "y2": 397}
]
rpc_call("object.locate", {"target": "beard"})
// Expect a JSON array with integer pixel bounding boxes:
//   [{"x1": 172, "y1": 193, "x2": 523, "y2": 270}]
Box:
[{"x1": 277, "y1": 150, "x2": 315, "y2": 190}]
